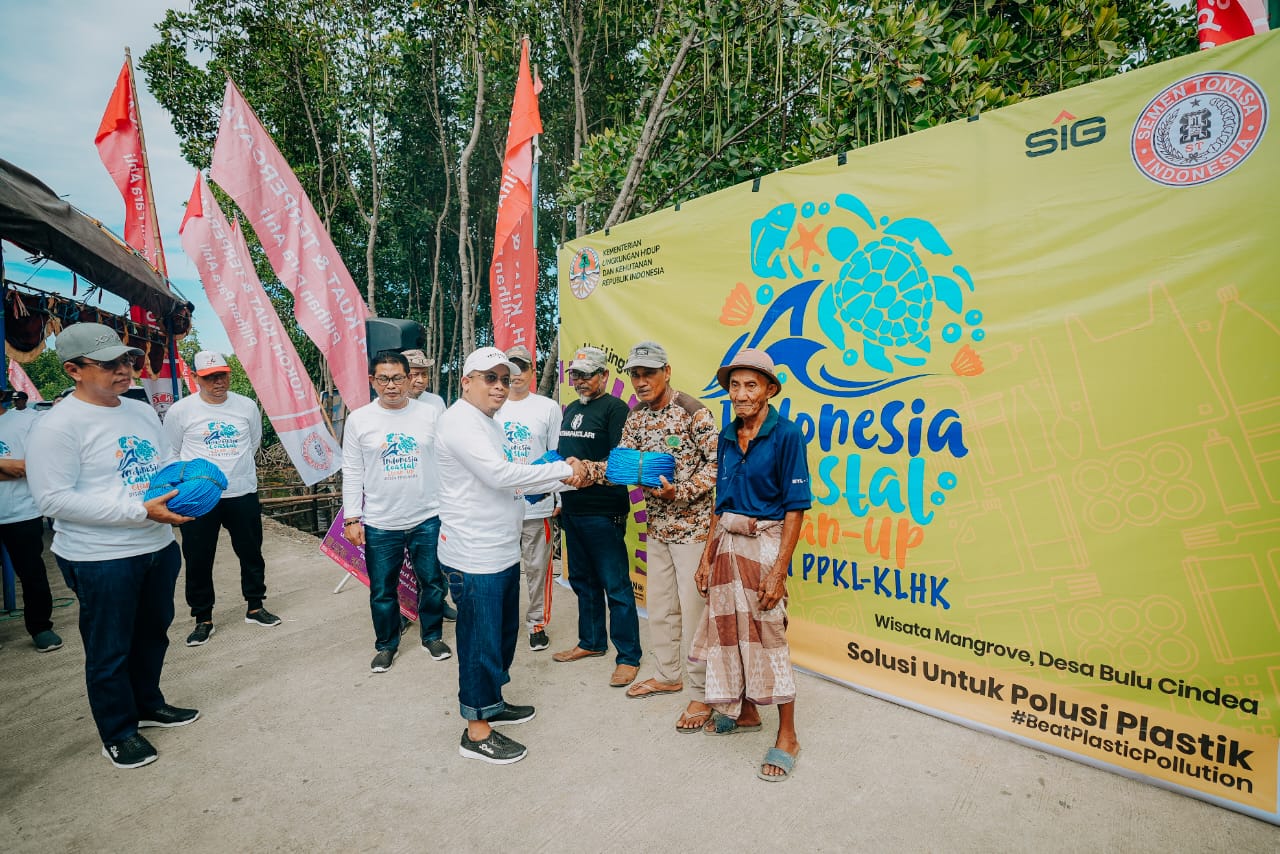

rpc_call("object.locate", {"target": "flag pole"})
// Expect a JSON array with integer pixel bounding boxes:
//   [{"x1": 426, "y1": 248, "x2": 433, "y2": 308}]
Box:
[{"x1": 124, "y1": 47, "x2": 180, "y2": 402}]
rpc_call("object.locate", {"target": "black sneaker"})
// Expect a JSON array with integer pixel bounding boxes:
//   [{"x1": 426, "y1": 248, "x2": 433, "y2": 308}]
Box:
[
  {"x1": 400, "y1": 616, "x2": 414, "y2": 636},
  {"x1": 102, "y1": 733, "x2": 158, "y2": 769},
  {"x1": 370, "y1": 649, "x2": 396, "y2": 673},
  {"x1": 33, "y1": 629, "x2": 63, "y2": 652},
  {"x1": 459, "y1": 728, "x2": 527, "y2": 764},
  {"x1": 186, "y1": 622, "x2": 215, "y2": 646},
  {"x1": 528, "y1": 629, "x2": 549, "y2": 651},
  {"x1": 138, "y1": 704, "x2": 200, "y2": 728},
  {"x1": 443, "y1": 603, "x2": 458, "y2": 622},
  {"x1": 245, "y1": 607, "x2": 282, "y2": 627},
  {"x1": 489, "y1": 703, "x2": 535, "y2": 727},
  {"x1": 423, "y1": 639, "x2": 452, "y2": 661}
]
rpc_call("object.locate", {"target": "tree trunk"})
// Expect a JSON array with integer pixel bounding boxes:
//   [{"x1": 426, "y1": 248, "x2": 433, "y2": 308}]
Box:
[{"x1": 456, "y1": 5, "x2": 486, "y2": 356}]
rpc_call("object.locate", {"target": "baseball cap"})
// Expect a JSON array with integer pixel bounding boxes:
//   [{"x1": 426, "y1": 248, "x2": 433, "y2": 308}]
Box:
[
  {"x1": 623, "y1": 341, "x2": 668, "y2": 370},
  {"x1": 463, "y1": 346, "x2": 518, "y2": 375},
  {"x1": 715, "y1": 348, "x2": 782, "y2": 396},
  {"x1": 194, "y1": 351, "x2": 231, "y2": 376},
  {"x1": 567, "y1": 347, "x2": 607, "y2": 374},
  {"x1": 55, "y1": 322, "x2": 143, "y2": 363},
  {"x1": 505, "y1": 344, "x2": 533, "y2": 368},
  {"x1": 402, "y1": 349, "x2": 435, "y2": 369}
]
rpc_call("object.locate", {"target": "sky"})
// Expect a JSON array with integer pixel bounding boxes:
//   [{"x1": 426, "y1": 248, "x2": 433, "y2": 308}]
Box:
[{"x1": 0, "y1": 0, "x2": 232, "y2": 353}]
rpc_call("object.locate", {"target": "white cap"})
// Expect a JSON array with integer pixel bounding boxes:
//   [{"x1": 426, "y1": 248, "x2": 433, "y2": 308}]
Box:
[
  {"x1": 462, "y1": 346, "x2": 518, "y2": 375},
  {"x1": 194, "y1": 351, "x2": 231, "y2": 376}
]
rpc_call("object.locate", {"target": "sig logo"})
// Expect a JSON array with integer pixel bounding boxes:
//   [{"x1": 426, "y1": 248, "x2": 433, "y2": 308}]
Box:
[{"x1": 1025, "y1": 111, "x2": 1107, "y2": 158}]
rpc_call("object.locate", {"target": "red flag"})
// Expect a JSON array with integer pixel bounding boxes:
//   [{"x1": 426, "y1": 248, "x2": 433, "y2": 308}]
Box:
[
  {"x1": 1198, "y1": 0, "x2": 1270, "y2": 48},
  {"x1": 210, "y1": 79, "x2": 371, "y2": 408},
  {"x1": 95, "y1": 61, "x2": 162, "y2": 271},
  {"x1": 489, "y1": 40, "x2": 543, "y2": 357},
  {"x1": 7, "y1": 362, "x2": 43, "y2": 402}
]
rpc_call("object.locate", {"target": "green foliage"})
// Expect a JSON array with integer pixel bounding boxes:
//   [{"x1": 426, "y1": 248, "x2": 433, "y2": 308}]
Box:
[{"x1": 141, "y1": 0, "x2": 1194, "y2": 397}]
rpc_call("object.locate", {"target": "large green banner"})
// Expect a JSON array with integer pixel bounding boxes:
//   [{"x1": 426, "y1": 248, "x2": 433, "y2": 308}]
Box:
[{"x1": 560, "y1": 34, "x2": 1279, "y2": 822}]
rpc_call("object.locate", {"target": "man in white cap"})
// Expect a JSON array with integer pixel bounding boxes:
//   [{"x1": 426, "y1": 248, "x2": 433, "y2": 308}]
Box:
[
  {"x1": 436, "y1": 346, "x2": 584, "y2": 764},
  {"x1": 27, "y1": 322, "x2": 199, "y2": 769},
  {"x1": 496, "y1": 344, "x2": 563, "y2": 652},
  {"x1": 163, "y1": 351, "x2": 278, "y2": 646}
]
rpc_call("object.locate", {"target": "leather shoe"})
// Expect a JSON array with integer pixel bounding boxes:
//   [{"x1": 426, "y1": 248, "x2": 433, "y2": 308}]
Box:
[
  {"x1": 552, "y1": 646, "x2": 607, "y2": 663},
  {"x1": 609, "y1": 664, "x2": 639, "y2": 687}
]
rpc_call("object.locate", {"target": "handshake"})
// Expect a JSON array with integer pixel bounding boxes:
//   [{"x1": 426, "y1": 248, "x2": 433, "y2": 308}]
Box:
[{"x1": 523, "y1": 451, "x2": 592, "y2": 504}]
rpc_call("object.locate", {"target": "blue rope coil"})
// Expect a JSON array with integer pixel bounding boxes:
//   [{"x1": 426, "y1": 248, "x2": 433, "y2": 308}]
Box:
[
  {"x1": 523, "y1": 450, "x2": 565, "y2": 504},
  {"x1": 143, "y1": 459, "x2": 229, "y2": 517},
  {"x1": 606, "y1": 447, "x2": 675, "y2": 488}
]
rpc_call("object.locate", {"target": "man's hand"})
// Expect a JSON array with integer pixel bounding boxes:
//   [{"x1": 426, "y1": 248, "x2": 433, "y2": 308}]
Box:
[
  {"x1": 695, "y1": 555, "x2": 712, "y2": 599},
  {"x1": 144, "y1": 490, "x2": 195, "y2": 525},
  {"x1": 343, "y1": 520, "x2": 365, "y2": 546},
  {"x1": 562, "y1": 456, "x2": 589, "y2": 489},
  {"x1": 647, "y1": 474, "x2": 677, "y2": 501},
  {"x1": 757, "y1": 566, "x2": 787, "y2": 611},
  {"x1": 0, "y1": 458, "x2": 26, "y2": 480}
]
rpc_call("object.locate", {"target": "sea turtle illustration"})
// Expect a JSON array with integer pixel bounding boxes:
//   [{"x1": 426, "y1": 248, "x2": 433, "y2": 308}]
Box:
[{"x1": 818, "y1": 193, "x2": 976, "y2": 374}]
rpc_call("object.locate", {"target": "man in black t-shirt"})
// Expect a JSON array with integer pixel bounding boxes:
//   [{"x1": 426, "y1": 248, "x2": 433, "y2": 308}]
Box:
[{"x1": 552, "y1": 347, "x2": 642, "y2": 688}]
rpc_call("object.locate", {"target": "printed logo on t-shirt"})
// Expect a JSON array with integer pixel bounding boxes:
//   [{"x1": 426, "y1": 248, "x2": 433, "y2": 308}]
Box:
[
  {"x1": 0, "y1": 440, "x2": 10, "y2": 457},
  {"x1": 116, "y1": 435, "x2": 161, "y2": 498},
  {"x1": 202, "y1": 421, "x2": 241, "y2": 456},
  {"x1": 380, "y1": 432, "x2": 419, "y2": 479},
  {"x1": 503, "y1": 420, "x2": 533, "y2": 463}
]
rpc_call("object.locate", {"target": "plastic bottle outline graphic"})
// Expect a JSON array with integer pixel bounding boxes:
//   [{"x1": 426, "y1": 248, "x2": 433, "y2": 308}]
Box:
[{"x1": 1215, "y1": 286, "x2": 1280, "y2": 505}]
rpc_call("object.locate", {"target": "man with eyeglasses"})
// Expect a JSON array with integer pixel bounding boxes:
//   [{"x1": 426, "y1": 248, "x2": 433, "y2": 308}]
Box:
[
  {"x1": 436, "y1": 347, "x2": 584, "y2": 764},
  {"x1": 496, "y1": 344, "x2": 562, "y2": 653},
  {"x1": 576, "y1": 341, "x2": 718, "y2": 732},
  {"x1": 27, "y1": 323, "x2": 200, "y2": 769},
  {"x1": 552, "y1": 347, "x2": 643, "y2": 691},
  {"x1": 342, "y1": 350, "x2": 450, "y2": 673},
  {"x1": 163, "y1": 352, "x2": 279, "y2": 647}
]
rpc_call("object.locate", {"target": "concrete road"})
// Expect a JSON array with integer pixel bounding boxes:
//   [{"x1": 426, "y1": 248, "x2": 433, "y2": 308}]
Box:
[{"x1": 1, "y1": 521, "x2": 1275, "y2": 852}]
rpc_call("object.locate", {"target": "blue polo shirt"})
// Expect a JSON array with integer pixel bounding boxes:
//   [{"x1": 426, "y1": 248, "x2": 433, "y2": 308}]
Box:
[{"x1": 715, "y1": 406, "x2": 811, "y2": 520}]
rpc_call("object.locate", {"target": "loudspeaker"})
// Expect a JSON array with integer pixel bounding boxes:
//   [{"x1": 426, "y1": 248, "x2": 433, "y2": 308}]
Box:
[{"x1": 365, "y1": 318, "x2": 424, "y2": 360}]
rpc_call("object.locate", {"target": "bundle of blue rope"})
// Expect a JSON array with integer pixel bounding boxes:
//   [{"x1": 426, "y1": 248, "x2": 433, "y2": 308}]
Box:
[
  {"x1": 523, "y1": 450, "x2": 565, "y2": 504},
  {"x1": 605, "y1": 447, "x2": 676, "y2": 488},
  {"x1": 143, "y1": 458, "x2": 229, "y2": 517}
]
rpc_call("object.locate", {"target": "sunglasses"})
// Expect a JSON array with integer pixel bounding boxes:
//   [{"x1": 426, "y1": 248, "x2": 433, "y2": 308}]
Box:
[
  {"x1": 76, "y1": 354, "x2": 144, "y2": 372},
  {"x1": 568, "y1": 369, "x2": 602, "y2": 381},
  {"x1": 470, "y1": 371, "x2": 512, "y2": 387},
  {"x1": 371, "y1": 374, "x2": 408, "y2": 387}
]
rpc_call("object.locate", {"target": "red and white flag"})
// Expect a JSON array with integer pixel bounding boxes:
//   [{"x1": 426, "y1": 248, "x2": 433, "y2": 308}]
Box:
[
  {"x1": 1198, "y1": 0, "x2": 1270, "y2": 48},
  {"x1": 210, "y1": 79, "x2": 370, "y2": 408},
  {"x1": 95, "y1": 60, "x2": 164, "y2": 272},
  {"x1": 180, "y1": 172, "x2": 342, "y2": 485},
  {"x1": 488, "y1": 39, "x2": 543, "y2": 356},
  {"x1": 6, "y1": 362, "x2": 42, "y2": 402}
]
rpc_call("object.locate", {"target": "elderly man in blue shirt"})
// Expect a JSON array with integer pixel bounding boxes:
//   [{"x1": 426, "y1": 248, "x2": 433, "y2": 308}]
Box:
[{"x1": 691, "y1": 348, "x2": 810, "y2": 783}]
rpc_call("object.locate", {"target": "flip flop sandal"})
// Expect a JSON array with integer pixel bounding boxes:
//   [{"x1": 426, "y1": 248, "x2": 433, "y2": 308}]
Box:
[
  {"x1": 756, "y1": 747, "x2": 799, "y2": 782},
  {"x1": 675, "y1": 708, "x2": 712, "y2": 734},
  {"x1": 625, "y1": 679, "x2": 683, "y2": 699},
  {"x1": 703, "y1": 710, "x2": 763, "y2": 735}
]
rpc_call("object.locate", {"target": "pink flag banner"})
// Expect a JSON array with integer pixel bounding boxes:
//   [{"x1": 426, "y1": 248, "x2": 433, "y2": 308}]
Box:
[
  {"x1": 140, "y1": 354, "x2": 198, "y2": 420},
  {"x1": 210, "y1": 79, "x2": 370, "y2": 408},
  {"x1": 1198, "y1": 0, "x2": 1270, "y2": 47},
  {"x1": 488, "y1": 40, "x2": 543, "y2": 355},
  {"x1": 6, "y1": 361, "x2": 42, "y2": 401},
  {"x1": 180, "y1": 172, "x2": 342, "y2": 485},
  {"x1": 320, "y1": 510, "x2": 420, "y2": 619}
]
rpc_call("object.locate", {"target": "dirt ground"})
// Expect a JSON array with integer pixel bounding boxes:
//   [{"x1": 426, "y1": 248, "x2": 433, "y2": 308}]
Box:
[{"x1": 1, "y1": 519, "x2": 1275, "y2": 852}]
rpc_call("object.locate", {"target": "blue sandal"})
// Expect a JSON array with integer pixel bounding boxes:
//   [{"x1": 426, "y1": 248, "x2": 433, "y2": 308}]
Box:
[
  {"x1": 757, "y1": 747, "x2": 799, "y2": 781},
  {"x1": 703, "y1": 711, "x2": 763, "y2": 735}
]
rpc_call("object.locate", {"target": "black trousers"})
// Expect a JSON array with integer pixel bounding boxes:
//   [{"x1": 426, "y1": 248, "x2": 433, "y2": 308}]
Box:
[
  {"x1": 179, "y1": 493, "x2": 267, "y2": 622},
  {"x1": 0, "y1": 516, "x2": 54, "y2": 636}
]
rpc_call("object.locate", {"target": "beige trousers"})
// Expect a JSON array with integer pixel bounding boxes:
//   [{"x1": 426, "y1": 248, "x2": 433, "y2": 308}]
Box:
[{"x1": 645, "y1": 539, "x2": 707, "y2": 696}]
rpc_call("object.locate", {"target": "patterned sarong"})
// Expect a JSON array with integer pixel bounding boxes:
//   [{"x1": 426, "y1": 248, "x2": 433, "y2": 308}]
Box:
[{"x1": 688, "y1": 513, "x2": 796, "y2": 718}]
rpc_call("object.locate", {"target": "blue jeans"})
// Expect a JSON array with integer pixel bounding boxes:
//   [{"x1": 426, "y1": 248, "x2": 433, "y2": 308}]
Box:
[
  {"x1": 561, "y1": 514, "x2": 642, "y2": 667},
  {"x1": 443, "y1": 563, "x2": 520, "y2": 721},
  {"x1": 365, "y1": 517, "x2": 445, "y2": 651},
  {"x1": 55, "y1": 541, "x2": 181, "y2": 745}
]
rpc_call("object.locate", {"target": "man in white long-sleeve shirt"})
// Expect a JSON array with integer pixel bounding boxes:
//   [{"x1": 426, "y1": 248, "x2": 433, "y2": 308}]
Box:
[
  {"x1": 27, "y1": 323, "x2": 199, "y2": 770},
  {"x1": 436, "y1": 347, "x2": 584, "y2": 765},
  {"x1": 342, "y1": 350, "x2": 450, "y2": 673},
  {"x1": 164, "y1": 351, "x2": 278, "y2": 647}
]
